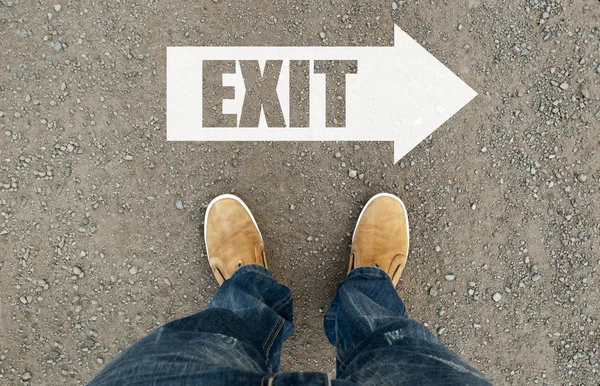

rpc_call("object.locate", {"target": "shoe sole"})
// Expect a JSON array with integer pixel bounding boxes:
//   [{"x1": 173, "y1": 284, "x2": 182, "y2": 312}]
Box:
[
  {"x1": 204, "y1": 194, "x2": 263, "y2": 263},
  {"x1": 353, "y1": 192, "x2": 410, "y2": 251}
]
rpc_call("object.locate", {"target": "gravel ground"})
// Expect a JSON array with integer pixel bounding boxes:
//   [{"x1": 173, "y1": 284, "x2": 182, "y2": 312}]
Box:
[{"x1": 1, "y1": 0, "x2": 599, "y2": 384}]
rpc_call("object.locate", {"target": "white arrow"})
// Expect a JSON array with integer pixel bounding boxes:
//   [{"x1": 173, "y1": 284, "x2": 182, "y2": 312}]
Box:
[{"x1": 167, "y1": 24, "x2": 477, "y2": 163}]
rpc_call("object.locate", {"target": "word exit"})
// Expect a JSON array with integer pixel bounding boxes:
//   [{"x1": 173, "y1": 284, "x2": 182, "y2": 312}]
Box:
[
  {"x1": 202, "y1": 60, "x2": 356, "y2": 128},
  {"x1": 167, "y1": 25, "x2": 477, "y2": 162}
]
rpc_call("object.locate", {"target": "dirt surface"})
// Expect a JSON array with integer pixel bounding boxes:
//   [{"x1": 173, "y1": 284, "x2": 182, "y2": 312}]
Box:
[{"x1": 1, "y1": 0, "x2": 600, "y2": 384}]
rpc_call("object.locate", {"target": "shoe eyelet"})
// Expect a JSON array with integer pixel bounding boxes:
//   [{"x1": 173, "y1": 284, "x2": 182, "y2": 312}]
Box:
[
  {"x1": 237, "y1": 261, "x2": 243, "y2": 268},
  {"x1": 374, "y1": 262, "x2": 379, "y2": 268}
]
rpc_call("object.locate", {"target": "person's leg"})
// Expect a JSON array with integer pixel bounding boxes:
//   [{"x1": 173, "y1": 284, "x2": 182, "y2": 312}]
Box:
[
  {"x1": 324, "y1": 267, "x2": 490, "y2": 385},
  {"x1": 89, "y1": 265, "x2": 293, "y2": 385},
  {"x1": 88, "y1": 195, "x2": 294, "y2": 385},
  {"x1": 324, "y1": 193, "x2": 491, "y2": 385}
]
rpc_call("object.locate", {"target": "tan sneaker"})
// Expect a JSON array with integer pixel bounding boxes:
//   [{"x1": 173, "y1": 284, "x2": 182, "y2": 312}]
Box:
[
  {"x1": 349, "y1": 193, "x2": 410, "y2": 287},
  {"x1": 204, "y1": 194, "x2": 267, "y2": 285}
]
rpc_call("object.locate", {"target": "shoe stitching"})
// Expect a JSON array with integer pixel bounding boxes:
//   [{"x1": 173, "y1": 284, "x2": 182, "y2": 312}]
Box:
[
  {"x1": 347, "y1": 252, "x2": 355, "y2": 272},
  {"x1": 390, "y1": 263, "x2": 403, "y2": 284},
  {"x1": 213, "y1": 266, "x2": 226, "y2": 283}
]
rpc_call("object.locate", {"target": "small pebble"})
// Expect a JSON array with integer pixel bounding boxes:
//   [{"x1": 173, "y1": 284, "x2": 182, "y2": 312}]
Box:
[
  {"x1": 348, "y1": 169, "x2": 358, "y2": 178},
  {"x1": 492, "y1": 292, "x2": 502, "y2": 302},
  {"x1": 531, "y1": 273, "x2": 542, "y2": 281},
  {"x1": 559, "y1": 82, "x2": 569, "y2": 90},
  {"x1": 577, "y1": 174, "x2": 587, "y2": 183},
  {"x1": 429, "y1": 287, "x2": 437, "y2": 296},
  {"x1": 581, "y1": 88, "x2": 590, "y2": 99},
  {"x1": 444, "y1": 274, "x2": 455, "y2": 281},
  {"x1": 54, "y1": 4, "x2": 62, "y2": 12},
  {"x1": 175, "y1": 200, "x2": 184, "y2": 210},
  {"x1": 124, "y1": 155, "x2": 134, "y2": 161},
  {"x1": 319, "y1": 32, "x2": 326, "y2": 39},
  {"x1": 129, "y1": 266, "x2": 138, "y2": 275}
]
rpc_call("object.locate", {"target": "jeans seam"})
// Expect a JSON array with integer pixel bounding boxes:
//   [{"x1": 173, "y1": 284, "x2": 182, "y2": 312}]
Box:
[
  {"x1": 336, "y1": 341, "x2": 348, "y2": 373},
  {"x1": 347, "y1": 272, "x2": 389, "y2": 280},
  {"x1": 237, "y1": 268, "x2": 274, "y2": 281},
  {"x1": 272, "y1": 293, "x2": 292, "y2": 312},
  {"x1": 338, "y1": 359, "x2": 348, "y2": 374},
  {"x1": 261, "y1": 374, "x2": 275, "y2": 386},
  {"x1": 263, "y1": 319, "x2": 280, "y2": 351},
  {"x1": 337, "y1": 347, "x2": 347, "y2": 363},
  {"x1": 263, "y1": 317, "x2": 284, "y2": 355}
]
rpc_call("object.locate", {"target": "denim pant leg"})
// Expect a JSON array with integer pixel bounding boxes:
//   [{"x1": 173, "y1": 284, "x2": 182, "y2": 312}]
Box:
[
  {"x1": 88, "y1": 265, "x2": 294, "y2": 386},
  {"x1": 324, "y1": 266, "x2": 492, "y2": 386}
]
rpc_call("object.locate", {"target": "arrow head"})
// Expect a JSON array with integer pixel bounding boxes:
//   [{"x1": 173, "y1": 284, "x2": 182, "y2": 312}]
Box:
[{"x1": 388, "y1": 24, "x2": 477, "y2": 163}]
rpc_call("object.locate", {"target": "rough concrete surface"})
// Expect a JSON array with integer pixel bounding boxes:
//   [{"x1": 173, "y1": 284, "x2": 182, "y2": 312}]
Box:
[{"x1": 1, "y1": 0, "x2": 599, "y2": 384}]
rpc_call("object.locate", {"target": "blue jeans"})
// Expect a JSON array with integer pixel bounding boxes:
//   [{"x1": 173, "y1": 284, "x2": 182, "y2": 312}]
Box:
[{"x1": 88, "y1": 265, "x2": 491, "y2": 385}]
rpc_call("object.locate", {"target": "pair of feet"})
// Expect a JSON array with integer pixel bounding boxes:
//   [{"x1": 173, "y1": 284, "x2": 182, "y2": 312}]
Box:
[{"x1": 204, "y1": 193, "x2": 410, "y2": 287}]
